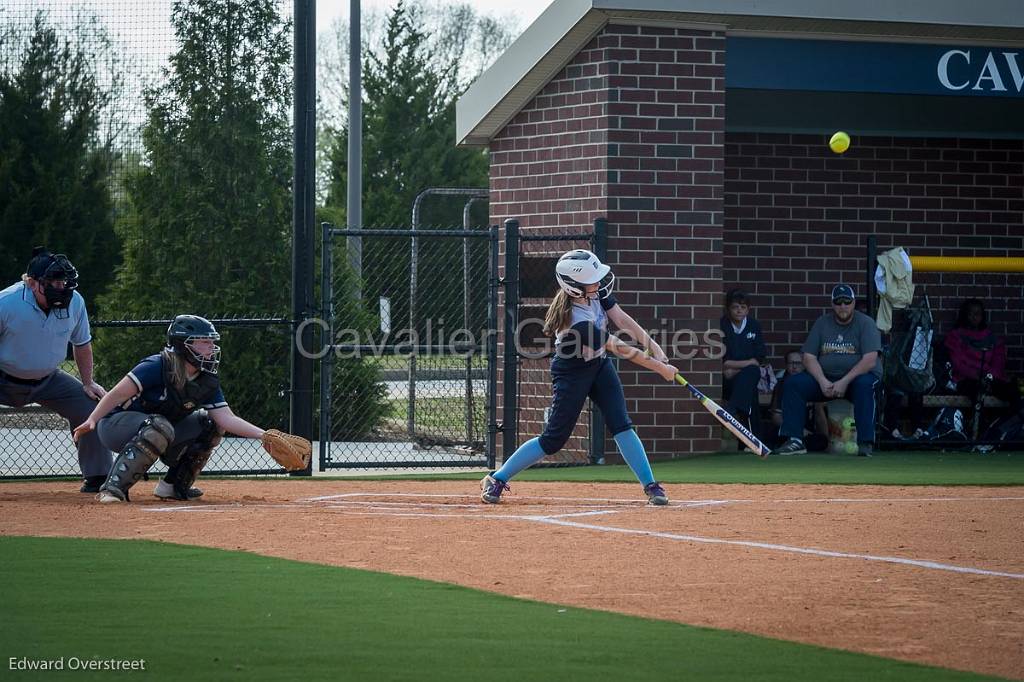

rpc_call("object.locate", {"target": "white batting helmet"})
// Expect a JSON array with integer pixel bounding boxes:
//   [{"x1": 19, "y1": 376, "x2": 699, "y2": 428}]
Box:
[{"x1": 555, "y1": 249, "x2": 614, "y2": 299}]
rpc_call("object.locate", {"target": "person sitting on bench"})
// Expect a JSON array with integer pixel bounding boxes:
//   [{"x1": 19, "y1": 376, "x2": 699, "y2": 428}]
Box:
[{"x1": 944, "y1": 298, "x2": 1021, "y2": 413}]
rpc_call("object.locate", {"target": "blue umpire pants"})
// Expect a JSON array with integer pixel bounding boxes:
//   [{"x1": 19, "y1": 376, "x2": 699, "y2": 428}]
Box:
[{"x1": 780, "y1": 372, "x2": 878, "y2": 445}]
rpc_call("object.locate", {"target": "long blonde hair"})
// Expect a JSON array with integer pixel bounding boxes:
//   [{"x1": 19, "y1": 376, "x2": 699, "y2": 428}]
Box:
[
  {"x1": 161, "y1": 348, "x2": 190, "y2": 390},
  {"x1": 543, "y1": 290, "x2": 574, "y2": 337}
]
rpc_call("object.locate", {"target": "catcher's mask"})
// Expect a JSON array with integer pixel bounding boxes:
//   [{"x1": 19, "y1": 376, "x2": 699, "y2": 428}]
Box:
[
  {"x1": 167, "y1": 314, "x2": 221, "y2": 374},
  {"x1": 26, "y1": 247, "x2": 79, "y2": 318},
  {"x1": 555, "y1": 249, "x2": 614, "y2": 300}
]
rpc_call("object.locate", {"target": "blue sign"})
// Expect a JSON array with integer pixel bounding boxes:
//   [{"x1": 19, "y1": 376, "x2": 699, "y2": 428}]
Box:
[{"x1": 726, "y1": 37, "x2": 1024, "y2": 98}]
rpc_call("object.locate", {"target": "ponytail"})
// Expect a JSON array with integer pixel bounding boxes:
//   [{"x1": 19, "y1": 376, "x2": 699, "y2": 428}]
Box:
[
  {"x1": 543, "y1": 290, "x2": 574, "y2": 337},
  {"x1": 161, "y1": 348, "x2": 189, "y2": 390}
]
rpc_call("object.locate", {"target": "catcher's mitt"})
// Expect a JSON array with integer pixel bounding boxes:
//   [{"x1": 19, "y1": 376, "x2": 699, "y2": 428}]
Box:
[{"x1": 261, "y1": 429, "x2": 312, "y2": 471}]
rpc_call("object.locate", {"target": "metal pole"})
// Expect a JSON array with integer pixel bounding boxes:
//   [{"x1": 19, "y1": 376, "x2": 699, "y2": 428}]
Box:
[
  {"x1": 462, "y1": 197, "x2": 486, "y2": 443},
  {"x1": 319, "y1": 222, "x2": 333, "y2": 472},
  {"x1": 486, "y1": 224, "x2": 499, "y2": 469},
  {"x1": 289, "y1": 0, "x2": 315, "y2": 474},
  {"x1": 347, "y1": 0, "x2": 363, "y2": 297},
  {"x1": 501, "y1": 219, "x2": 520, "y2": 462},
  {"x1": 590, "y1": 217, "x2": 608, "y2": 465},
  {"x1": 867, "y1": 235, "x2": 877, "y2": 319},
  {"x1": 408, "y1": 227, "x2": 418, "y2": 440}
]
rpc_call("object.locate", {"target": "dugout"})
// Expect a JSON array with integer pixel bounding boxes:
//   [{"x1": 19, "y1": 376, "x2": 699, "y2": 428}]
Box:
[{"x1": 456, "y1": 0, "x2": 1024, "y2": 460}]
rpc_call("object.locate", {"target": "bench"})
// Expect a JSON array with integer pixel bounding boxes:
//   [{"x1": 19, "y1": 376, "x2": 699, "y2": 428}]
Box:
[
  {"x1": 757, "y1": 390, "x2": 1006, "y2": 409},
  {"x1": 921, "y1": 394, "x2": 1007, "y2": 408}
]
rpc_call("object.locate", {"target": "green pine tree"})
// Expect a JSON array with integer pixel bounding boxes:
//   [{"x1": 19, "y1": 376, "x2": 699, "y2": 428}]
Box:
[
  {"x1": 0, "y1": 13, "x2": 119, "y2": 302},
  {"x1": 97, "y1": 0, "x2": 385, "y2": 436},
  {"x1": 324, "y1": 1, "x2": 493, "y2": 336}
]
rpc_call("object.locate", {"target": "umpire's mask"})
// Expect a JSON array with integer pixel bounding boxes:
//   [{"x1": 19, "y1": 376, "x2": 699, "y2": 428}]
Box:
[{"x1": 27, "y1": 249, "x2": 79, "y2": 318}]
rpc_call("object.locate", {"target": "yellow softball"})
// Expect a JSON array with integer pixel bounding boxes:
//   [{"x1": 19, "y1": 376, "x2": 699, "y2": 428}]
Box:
[{"x1": 829, "y1": 131, "x2": 851, "y2": 154}]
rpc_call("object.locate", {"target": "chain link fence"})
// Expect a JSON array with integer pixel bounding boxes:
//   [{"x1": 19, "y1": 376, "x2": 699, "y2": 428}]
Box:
[
  {"x1": 319, "y1": 226, "x2": 497, "y2": 469},
  {"x1": 0, "y1": 318, "x2": 292, "y2": 478},
  {"x1": 1, "y1": 2, "x2": 299, "y2": 478}
]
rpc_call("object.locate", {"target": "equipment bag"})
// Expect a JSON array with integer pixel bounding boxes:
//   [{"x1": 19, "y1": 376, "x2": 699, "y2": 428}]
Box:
[
  {"x1": 884, "y1": 295, "x2": 936, "y2": 395},
  {"x1": 976, "y1": 412, "x2": 1024, "y2": 453},
  {"x1": 921, "y1": 407, "x2": 968, "y2": 445}
]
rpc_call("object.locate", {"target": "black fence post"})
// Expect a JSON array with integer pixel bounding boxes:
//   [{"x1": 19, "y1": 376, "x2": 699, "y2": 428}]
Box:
[
  {"x1": 502, "y1": 219, "x2": 521, "y2": 464},
  {"x1": 590, "y1": 217, "x2": 608, "y2": 464},
  {"x1": 318, "y1": 222, "x2": 333, "y2": 472},
  {"x1": 289, "y1": 0, "x2": 315, "y2": 475},
  {"x1": 867, "y1": 235, "x2": 877, "y2": 319},
  {"x1": 486, "y1": 224, "x2": 500, "y2": 469}
]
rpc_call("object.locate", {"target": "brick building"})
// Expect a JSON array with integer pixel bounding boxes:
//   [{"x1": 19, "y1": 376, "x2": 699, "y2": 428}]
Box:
[{"x1": 456, "y1": 0, "x2": 1024, "y2": 460}]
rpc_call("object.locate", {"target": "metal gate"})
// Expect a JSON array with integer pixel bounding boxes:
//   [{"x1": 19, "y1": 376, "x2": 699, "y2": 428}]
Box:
[
  {"x1": 501, "y1": 218, "x2": 607, "y2": 466},
  {"x1": 318, "y1": 224, "x2": 498, "y2": 469}
]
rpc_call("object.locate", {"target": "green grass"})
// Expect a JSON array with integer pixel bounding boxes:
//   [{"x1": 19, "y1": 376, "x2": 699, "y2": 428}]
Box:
[
  {"x1": 386, "y1": 396, "x2": 485, "y2": 436},
  {"x1": 9, "y1": 451, "x2": 1024, "y2": 487},
  {"x1": 323, "y1": 450, "x2": 1024, "y2": 486},
  {"x1": 0, "y1": 537, "x2": 1007, "y2": 682},
  {"x1": 508, "y1": 451, "x2": 1024, "y2": 486}
]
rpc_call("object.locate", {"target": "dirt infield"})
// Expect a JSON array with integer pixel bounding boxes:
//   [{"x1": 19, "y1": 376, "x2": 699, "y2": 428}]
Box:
[{"x1": 2, "y1": 480, "x2": 1022, "y2": 679}]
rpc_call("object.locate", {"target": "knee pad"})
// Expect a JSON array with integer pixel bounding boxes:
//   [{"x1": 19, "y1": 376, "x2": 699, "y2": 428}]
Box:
[
  {"x1": 165, "y1": 411, "x2": 222, "y2": 499},
  {"x1": 137, "y1": 415, "x2": 174, "y2": 458},
  {"x1": 101, "y1": 415, "x2": 174, "y2": 500}
]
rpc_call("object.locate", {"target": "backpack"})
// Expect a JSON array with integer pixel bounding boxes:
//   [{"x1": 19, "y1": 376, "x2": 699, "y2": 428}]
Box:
[
  {"x1": 884, "y1": 296, "x2": 936, "y2": 395},
  {"x1": 920, "y1": 407, "x2": 968, "y2": 445}
]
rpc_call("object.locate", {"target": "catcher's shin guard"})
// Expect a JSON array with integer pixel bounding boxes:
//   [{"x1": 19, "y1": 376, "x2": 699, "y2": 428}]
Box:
[
  {"x1": 164, "y1": 411, "x2": 223, "y2": 500},
  {"x1": 99, "y1": 415, "x2": 174, "y2": 502}
]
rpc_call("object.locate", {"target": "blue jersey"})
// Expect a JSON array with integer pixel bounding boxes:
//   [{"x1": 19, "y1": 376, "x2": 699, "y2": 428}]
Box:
[
  {"x1": 719, "y1": 315, "x2": 767, "y2": 363},
  {"x1": 554, "y1": 295, "x2": 617, "y2": 360},
  {"x1": 120, "y1": 353, "x2": 227, "y2": 415}
]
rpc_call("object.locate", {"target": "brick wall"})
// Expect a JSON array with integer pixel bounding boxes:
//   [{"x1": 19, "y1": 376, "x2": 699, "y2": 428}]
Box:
[
  {"x1": 724, "y1": 133, "x2": 1024, "y2": 375},
  {"x1": 489, "y1": 23, "x2": 726, "y2": 461}
]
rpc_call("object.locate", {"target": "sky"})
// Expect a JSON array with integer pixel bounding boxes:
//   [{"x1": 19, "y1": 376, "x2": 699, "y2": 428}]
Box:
[
  {"x1": 17, "y1": 0, "x2": 555, "y2": 69},
  {"x1": 316, "y1": 0, "x2": 554, "y2": 36}
]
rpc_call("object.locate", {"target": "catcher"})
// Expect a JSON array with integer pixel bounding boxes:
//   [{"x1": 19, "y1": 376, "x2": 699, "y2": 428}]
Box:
[{"x1": 72, "y1": 314, "x2": 310, "y2": 503}]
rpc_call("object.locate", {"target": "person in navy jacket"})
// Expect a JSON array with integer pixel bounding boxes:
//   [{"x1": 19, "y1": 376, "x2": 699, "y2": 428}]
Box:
[{"x1": 719, "y1": 289, "x2": 767, "y2": 441}]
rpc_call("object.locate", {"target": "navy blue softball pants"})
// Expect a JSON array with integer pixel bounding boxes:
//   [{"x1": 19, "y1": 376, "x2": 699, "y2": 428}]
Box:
[{"x1": 539, "y1": 356, "x2": 632, "y2": 455}]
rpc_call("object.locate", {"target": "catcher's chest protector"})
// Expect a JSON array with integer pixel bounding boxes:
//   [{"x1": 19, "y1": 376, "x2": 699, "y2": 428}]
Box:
[{"x1": 141, "y1": 360, "x2": 221, "y2": 423}]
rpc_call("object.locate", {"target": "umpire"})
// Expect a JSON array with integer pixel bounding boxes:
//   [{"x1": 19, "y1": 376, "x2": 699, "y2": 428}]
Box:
[{"x1": 0, "y1": 248, "x2": 111, "y2": 491}]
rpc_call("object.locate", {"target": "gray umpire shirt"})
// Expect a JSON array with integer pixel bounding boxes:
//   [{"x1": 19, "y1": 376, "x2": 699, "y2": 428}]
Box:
[
  {"x1": 801, "y1": 310, "x2": 882, "y2": 381},
  {"x1": 0, "y1": 282, "x2": 91, "y2": 380}
]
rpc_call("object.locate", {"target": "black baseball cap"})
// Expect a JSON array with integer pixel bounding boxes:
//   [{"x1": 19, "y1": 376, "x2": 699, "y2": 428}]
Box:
[{"x1": 831, "y1": 284, "x2": 855, "y2": 302}]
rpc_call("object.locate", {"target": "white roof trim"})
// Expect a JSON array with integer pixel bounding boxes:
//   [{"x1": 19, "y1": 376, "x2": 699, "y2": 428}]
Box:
[{"x1": 456, "y1": 0, "x2": 1024, "y2": 146}]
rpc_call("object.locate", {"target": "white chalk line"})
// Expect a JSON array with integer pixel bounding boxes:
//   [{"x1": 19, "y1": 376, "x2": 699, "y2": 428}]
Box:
[
  {"x1": 300, "y1": 492, "x2": 666, "y2": 504},
  {"x1": 530, "y1": 516, "x2": 1024, "y2": 579},
  {"x1": 140, "y1": 492, "x2": 1024, "y2": 579}
]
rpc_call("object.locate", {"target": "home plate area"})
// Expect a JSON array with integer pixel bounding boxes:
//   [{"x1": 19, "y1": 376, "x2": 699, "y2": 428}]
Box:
[{"x1": 142, "y1": 491, "x2": 713, "y2": 519}]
